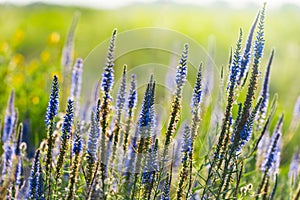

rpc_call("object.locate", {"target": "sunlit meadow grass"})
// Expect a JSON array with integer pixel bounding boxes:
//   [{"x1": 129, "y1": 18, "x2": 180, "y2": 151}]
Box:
[{"x1": 0, "y1": 3, "x2": 300, "y2": 200}]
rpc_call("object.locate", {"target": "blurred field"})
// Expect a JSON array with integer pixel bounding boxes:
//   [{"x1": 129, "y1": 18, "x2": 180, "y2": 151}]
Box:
[{"x1": 0, "y1": 2, "x2": 299, "y2": 161}]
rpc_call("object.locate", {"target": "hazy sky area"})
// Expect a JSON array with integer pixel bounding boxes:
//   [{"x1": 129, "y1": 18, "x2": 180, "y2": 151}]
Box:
[{"x1": 1, "y1": 0, "x2": 300, "y2": 9}]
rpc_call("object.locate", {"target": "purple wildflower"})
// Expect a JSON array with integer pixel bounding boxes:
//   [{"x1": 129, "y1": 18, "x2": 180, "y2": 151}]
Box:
[
  {"x1": 181, "y1": 125, "x2": 192, "y2": 163},
  {"x1": 2, "y1": 90, "x2": 16, "y2": 143},
  {"x1": 127, "y1": 74, "x2": 137, "y2": 110},
  {"x1": 191, "y1": 64, "x2": 203, "y2": 114},
  {"x1": 139, "y1": 75, "x2": 155, "y2": 130},
  {"x1": 261, "y1": 115, "x2": 283, "y2": 174},
  {"x1": 70, "y1": 58, "x2": 83, "y2": 99},
  {"x1": 292, "y1": 96, "x2": 300, "y2": 123},
  {"x1": 289, "y1": 149, "x2": 300, "y2": 186},
  {"x1": 116, "y1": 65, "x2": 127, "y2": 112},
  {"x1": 70, "y1": 58, "x2": 83, "y2": 116},
  {"x1": 175, "y1": 43, "x2": 189, "y2": 98},
  {"x1": 142, "y1": 140, "x2": 158, "y2": 184},
  {"x1": 73, "y1": 123, "x2": 82, "y2": 155},
  {"x1": 227, "y1": 29, "x2": 242, "y2": 91},
  {"x1": 87, "y1": 100, "x2": 100, "y2": 160},
  {"x1": 235, "y1": 98, "x2": 263, "y2": 151},
  {"x1": 45, "y1": 75, "x2": 59, "y2": 126},
  {"x1": 257, "y1": 50, "x2": 274, "y2": 128},
  {"x1": 36, "y1": 160, "x2": 44, "y2": 200},
  {"x1": 238, "y1": 11, "x2": 260, "y2": 84},
  {"x1": 27, "y1": 149, "x2": 40, "y2": 199},
  {"x1": 1, "y1": 143, "x2": 13, "y2": 184},
  {"x1": 101, "y1": 29, "x2": 117, "y2": 94},
  {"x1": 61, "y1": 99, "x2": 74, "y2": 140},
  {"x1": 161, "y1": 173, "x2": 171, "y2": 200},
  {"x1": 253, "y1": 4, "x2": 265, "y2": 65},
  {"x1": 61, "y1": 13, "x2": 79, "y2": 72},
  {"x1": 15, "y1": 124, "x2": 24, "y2": 188}
]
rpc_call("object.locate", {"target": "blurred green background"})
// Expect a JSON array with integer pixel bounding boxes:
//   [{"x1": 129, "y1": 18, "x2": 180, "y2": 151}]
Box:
[{"x1": 0, "y1": 2, "x2": 299, "y2": 161}]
